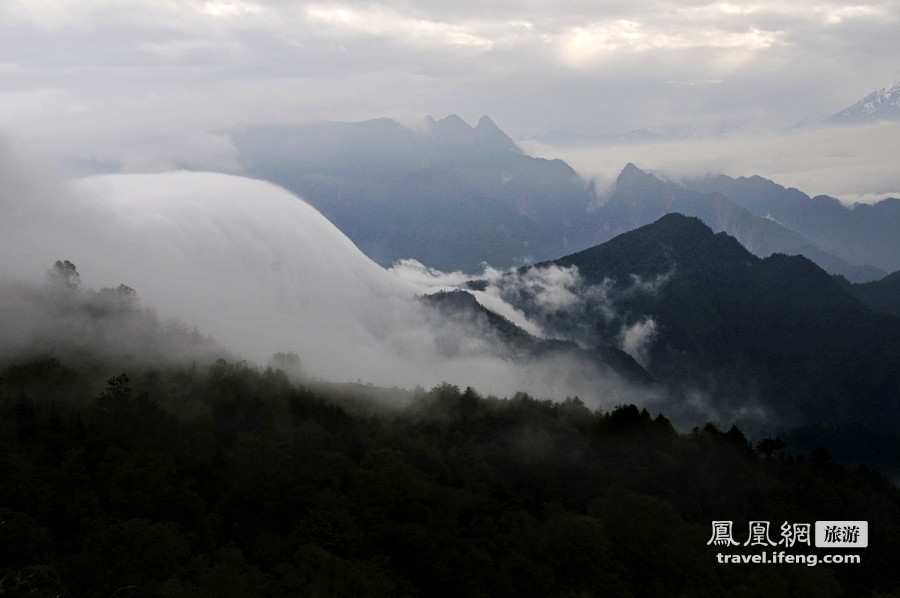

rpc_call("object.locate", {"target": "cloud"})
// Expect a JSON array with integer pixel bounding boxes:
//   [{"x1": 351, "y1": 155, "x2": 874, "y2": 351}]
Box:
[
  {"x1": 2, "y1": 0, "x2": 899, "y2": 174},
  {"x1": 458, "y1": 262, "x2": 672, "y2": 368},
  {"x1": 387, "y1": 259, "x2": 546, "y2": 336},
  {"x1": 303, "y1": 4, "x2": 509, "y2": 51},
  {"x1": 0, "y1": 150, "x2": 663, "y2": 410},
  {"x1": 619, "y1": 318, "x2": 657, "y2": 368},
  {"x1": 559, "y1": 19, "x2": 781, "y2": 69},
  {"x1": 0, "y1": 276, "x2": 225, "y2": 372},
  {"x1": 2, "y1": 144, "x2": 790, "y2": 431},
  {"x1": 492, "y1": 265, "x2": 587, "y2": 313},
  {"x1": 386, "y1": 259, "x2": 472, "y2": 289}
]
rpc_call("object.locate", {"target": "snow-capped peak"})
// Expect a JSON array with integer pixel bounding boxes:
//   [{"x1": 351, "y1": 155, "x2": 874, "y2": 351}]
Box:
[{"x1": 828, "y1": 81, "x2": 900, "y2": 124}]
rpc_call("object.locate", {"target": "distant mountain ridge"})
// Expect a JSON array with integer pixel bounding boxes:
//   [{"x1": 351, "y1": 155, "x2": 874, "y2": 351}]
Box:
[
  {"x1": 684, "y1": 173, "x2": 900, "y2": 274},
  {"x1": 232, "y1": 115, "x2": 598, "y2": 272},
  {"x1": 602, "y1": 165, "x2": 890, "y2": 281},
  {"x1": 230, "y1": 116, "x2": 896, "y2": 281}
]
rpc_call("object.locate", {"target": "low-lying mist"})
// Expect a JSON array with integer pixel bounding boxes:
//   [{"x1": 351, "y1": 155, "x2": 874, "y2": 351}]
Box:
[
  {"x1": 0, "y1": 273, "x2": 226, "y2": 372},
  {"x1": 0, "y1": 148, "x2": 660, "y2": 411},
  {"x1": 392, "y1": 259, "x2": 669, "y2": 368}
]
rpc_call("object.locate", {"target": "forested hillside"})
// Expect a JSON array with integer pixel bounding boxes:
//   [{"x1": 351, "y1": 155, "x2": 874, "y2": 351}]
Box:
[
  {"x1": 3, "y1": 250, "x2": 899, "y2": 597},
  {"x1": 2, "y1": 358, "x2": 899, "y2": 597},
  {"x1": 524, "y1": 215, "x2": 900, "y2": 433}
]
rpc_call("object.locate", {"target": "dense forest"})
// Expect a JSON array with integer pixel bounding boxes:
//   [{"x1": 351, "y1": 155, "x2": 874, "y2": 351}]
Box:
[
  {"x1": 2, "y1": 262, "x2": 899, "y2": 597},
  {"x1": 3, "y1": 357, "x2": 899, "y2": 597}
]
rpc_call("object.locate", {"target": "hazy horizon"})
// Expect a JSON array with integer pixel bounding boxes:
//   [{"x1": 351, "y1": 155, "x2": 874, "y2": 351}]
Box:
[
  {"x1": 522, "y1": 119, "x2": 900, "y2": 206},
  {"x1": 2, "y1": 0, "x2": 899, "y2": 200}
]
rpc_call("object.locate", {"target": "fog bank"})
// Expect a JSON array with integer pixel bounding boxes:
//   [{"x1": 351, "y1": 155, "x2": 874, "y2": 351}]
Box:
[{"x1": 0, "y1": 156, "x2": 654, "y2": 407}]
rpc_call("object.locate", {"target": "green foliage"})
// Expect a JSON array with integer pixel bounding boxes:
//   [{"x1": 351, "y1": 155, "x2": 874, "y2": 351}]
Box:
[{"x1": 1, "y1": 357, "x2": 898, "y2": 596}]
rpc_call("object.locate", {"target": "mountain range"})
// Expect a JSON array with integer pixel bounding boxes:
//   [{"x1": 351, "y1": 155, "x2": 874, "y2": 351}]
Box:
[
  {"x1": 3, "y1": 162, "x2": 898, "y2": 474},
  {"x1": 231, "y1": 116, "x2": 597, "y2": 272},
  {"x1": 231, "y1": 116, "x2": 898, "y2": 282},
  {"x1": 464, "y1": 214, "x2": 899, "y2": 429},
  {"x1": 684, "y1": 172, "x2": 900, "y2": 274},
  {"x1": 451, "y1": 214, "x2": 900, "y2": 474},
  {"x1": 597, "y1": 164, "x2": 893, "y2": 282}
]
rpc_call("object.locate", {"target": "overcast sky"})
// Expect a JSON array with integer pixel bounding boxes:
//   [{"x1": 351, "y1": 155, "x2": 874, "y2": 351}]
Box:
[{"x1": 1, "y1": 0, "x2": 898, "y2": 194}]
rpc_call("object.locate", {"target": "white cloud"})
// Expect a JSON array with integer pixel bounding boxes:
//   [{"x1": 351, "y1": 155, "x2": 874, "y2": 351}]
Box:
[
  {"x1": 387, "y1": 259, "x2": 546, "y2": 337},
  {"x1": 560, "y1": 19, "x2": 781, "y2": 68},
  {"x1": 466, "y1": 263, "x2": 671, "y2": 364},
  {"x1": 198, "y1": 0, "x2": 265, "y2": 17},
  {"x1": 0, "y1": 157, "x2": 661, "y2": 406},
  {"x1": 387, "y1": 259, "x2": 472, "y2": 289},
  {"x1": 304, "y1": 4, "x2": 505, "y2": 50},
  {"x1": 501, "y1": 265, "x2": 586, "y2": 312},
  {"x1": 814, "y1": 3, "x2": 883, "y2": 25},
  {"x1": 619, "y1": 318, "x2": 657, "y2": 367}
]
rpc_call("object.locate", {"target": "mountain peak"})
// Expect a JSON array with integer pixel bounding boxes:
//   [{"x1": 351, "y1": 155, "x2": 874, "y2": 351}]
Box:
[
  {"x1": 474, "y1": 115, "x2": 518, "y2": 151},
  {"x1": 828, "y1": 81, "x2": 900, "y2": 124},
  {"x1": 643, "y1": 212, "x2": 719, "y2": 242},
  {"x1": 475, "y1": 115, "x2": 499, "y2": 131},
  {"x1": 430, "y1": 114, "x2": 472, "y2": 133},
  {"x1": 554, "y1": 212, "x2": 746, "y2": 286},
  {"x1": 620, "y1": 162, "x2": 645, "y2": 177},
  {"x1": 614, "y1": 162, "x2": 666, "y2": 192},
  {"x1": 427, "y1": 114, "x2": 519, "y2": 153}
]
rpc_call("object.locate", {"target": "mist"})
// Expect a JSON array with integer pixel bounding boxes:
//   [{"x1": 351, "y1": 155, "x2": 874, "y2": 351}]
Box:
[
  {"x1": 0, "y1": 274, "x2": 225, "y2": 373},
  {"x1": 0, "y1": 147, "x2": 660, "y2": 410},
  {"x1": 468, "y1": 263, "x2": 671, "y2": 359}
]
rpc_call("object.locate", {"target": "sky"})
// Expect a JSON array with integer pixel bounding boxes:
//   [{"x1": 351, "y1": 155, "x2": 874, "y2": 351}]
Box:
[{"x1": 1, "y1": 0, "x2": 899, "y2": 193}]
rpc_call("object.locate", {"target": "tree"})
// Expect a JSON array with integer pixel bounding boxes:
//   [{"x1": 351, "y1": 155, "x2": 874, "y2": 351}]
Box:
[
  {"x1": 271, "y1": 351, "x2": 305, "y2": 379},
  {"x1": 102, "y1": 284, "x2": 138, "y2": 304},
  {"x1": 101, "y1": 373, "x2": 132, "y2": 401},
  {"x1": 47, "y1": 260, "x2": 80, "y2": 289},
  {"x1": 755, "y1": 436, "x2": 786, "y2": 458}
]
